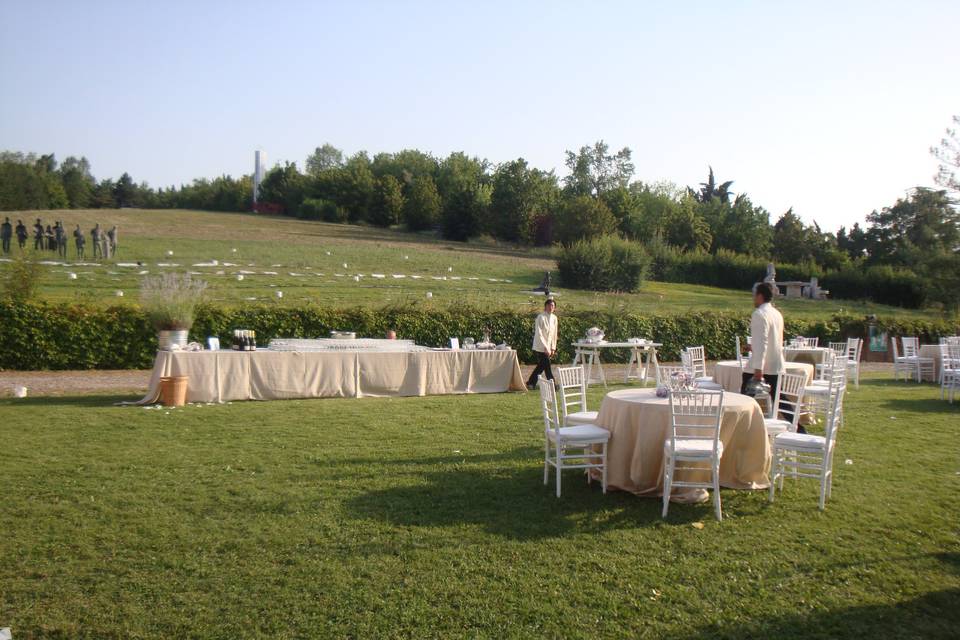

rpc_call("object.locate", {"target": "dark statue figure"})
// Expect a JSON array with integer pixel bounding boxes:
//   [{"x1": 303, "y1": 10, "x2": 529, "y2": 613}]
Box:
[{"x1": 534, "y1": 271, "x2": 552, "y2": 295}]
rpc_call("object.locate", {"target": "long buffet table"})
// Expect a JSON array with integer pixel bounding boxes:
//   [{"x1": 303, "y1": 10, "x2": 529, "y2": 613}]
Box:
[{"x1": 137, "y1": 348, "x2": 526, "y2": 404}]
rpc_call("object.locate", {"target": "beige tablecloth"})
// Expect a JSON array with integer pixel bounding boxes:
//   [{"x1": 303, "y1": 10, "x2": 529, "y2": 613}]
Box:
[
  {"x1": 920, "y1": 345, "x2": 942, "y2": 382},
  {"x1": 712, "y1": 360, "x2": 815, "y2": 393},
  {"x1": 784, "y1": 347, "x2": 831, "y2": 366},
  {"x1": 137, "y1": 349, "x2": 525, "y2": 404},
  {"x1": 593, "y1": 388, "x2": 770, "y2": 502}
]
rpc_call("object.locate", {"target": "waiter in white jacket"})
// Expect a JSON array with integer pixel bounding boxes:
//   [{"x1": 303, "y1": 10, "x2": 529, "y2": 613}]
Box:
[
  {"x1": 526, "y1": 298, "x2": 558, "y2": 390},
  {"x1": 741, "y1": 282, "x2": 785, "y2": 399}
]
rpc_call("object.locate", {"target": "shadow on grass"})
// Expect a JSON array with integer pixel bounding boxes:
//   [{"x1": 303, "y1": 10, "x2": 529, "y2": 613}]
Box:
[
  {"x1": 672, "y1": 551, "x2": 960, "y2": 639},
  {"x1": 0, "y1": 394, "x2": 138, "y2": 408},
  {"x1": 880, "y1": 397, "x2": 960, "y2": 414},
  {"x1": 677, "y1": 588, "x2": 960, "y2": 639},
  {"x1": 344, "y1": 448, "x2": 750, "y2": 540}
]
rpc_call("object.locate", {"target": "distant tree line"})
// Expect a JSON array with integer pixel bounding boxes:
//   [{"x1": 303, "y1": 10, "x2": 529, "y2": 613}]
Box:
[
  {"x1": 0, "y1": 151, "x2": 251, "y2": 213},
  {"x1": 2, "y1": 126, "x2": 958, "y2": 308}
]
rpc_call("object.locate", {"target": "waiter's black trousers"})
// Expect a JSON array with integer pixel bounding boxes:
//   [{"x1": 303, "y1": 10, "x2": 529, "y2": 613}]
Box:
[{"x1": 527, "y1": 350, "x2": 554, "y2": 386}]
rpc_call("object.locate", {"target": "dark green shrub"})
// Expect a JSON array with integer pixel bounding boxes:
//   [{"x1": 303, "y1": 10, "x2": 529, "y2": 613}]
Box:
[
  {"x1": 557, "y1": 235, "x2": 649, "y2": 292},
  {"x1": 0, "y1": 252, "x2": 45, "y2": 303},
  {"x1": 299, "y1": 198, "x2": 346, "y2": 223}
]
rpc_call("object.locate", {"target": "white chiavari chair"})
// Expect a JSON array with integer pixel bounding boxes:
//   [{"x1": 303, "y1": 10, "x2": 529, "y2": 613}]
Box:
[
  {"x1": 902, "y1": 337, "x2": 934, "y2": 383},
  {"x1": 657, "y1": 363, "x2": 689, "y2": 387},
  {"x1": 555, "y1": 365, "x2": 599, "y2": 426},
  {"x1": 769, "y1": 359, "x2": 847, "y2": 510},
  {"x1": 662, "y1": 389, "x2": 725, "y2": 521},
  {"x1": 764, "y1": 372, "x2": 807, "y2": 443},
  {"x1": 538, "y1": 379, "x2": 609, "y2": 498},
  {"x1": 683, "y1": 346, "x2": 723, "y2": 390},
  {"x1": 940, "y1": 344, "x2": 960, "y2": 403}
]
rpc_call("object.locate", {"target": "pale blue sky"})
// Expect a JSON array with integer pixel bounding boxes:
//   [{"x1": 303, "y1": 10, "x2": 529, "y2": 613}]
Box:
[{"x1": 1, "y1": 0, "x2": 957, "y2": 229}]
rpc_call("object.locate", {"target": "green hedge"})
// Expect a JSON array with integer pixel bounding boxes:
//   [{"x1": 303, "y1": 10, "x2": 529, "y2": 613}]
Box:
[
  {"x1": 647, "y1": 246, "x2": 928, "y2": 309},
  {"x1": 0, "y1": 301, "x2": 956, "y2": 370}
]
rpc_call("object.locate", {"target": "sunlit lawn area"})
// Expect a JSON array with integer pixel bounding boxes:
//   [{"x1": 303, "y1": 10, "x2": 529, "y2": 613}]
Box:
[
  {"x1": 1, "y1": 374, "x2": 958, "y2": 638},
  {"x1": 8, "y1": 208, "x2": 944, "y2": 320}
]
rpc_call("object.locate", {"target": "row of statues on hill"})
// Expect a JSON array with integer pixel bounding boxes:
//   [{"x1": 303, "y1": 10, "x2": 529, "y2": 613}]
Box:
[{"x1": 1, "y1": 217, "x2": 118, "y2": 259}]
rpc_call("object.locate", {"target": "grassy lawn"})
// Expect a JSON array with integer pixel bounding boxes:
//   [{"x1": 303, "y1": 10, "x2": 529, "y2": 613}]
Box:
[
  {"x1": 4, "y1": 208, "x2": 944, "y2": 320},
  {"x1": 1, "y1": 374, "x2": 958, "y2": 638}
]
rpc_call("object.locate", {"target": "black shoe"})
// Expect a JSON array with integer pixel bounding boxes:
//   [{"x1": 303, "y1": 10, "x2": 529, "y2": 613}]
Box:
[{"x1": 796, "y1": 425, "x2": 807, "y2": 434}]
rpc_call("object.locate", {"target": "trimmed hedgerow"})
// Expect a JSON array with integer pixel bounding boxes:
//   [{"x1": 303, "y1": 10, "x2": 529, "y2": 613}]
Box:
[
  {"x1": 646, "y1": 245, "x2": 927, "y2": 309},
  {"x1": 0, "y1": 301, "x2": 956, "y2": 371}
]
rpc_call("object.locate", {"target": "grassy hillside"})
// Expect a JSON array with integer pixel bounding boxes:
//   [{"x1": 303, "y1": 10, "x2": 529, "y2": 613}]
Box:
[{"x1": 2, "y1": 208, "x2": 942, "y2": 320}]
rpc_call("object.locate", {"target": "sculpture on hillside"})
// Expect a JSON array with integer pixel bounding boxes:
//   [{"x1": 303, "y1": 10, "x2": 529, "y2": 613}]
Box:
[
  {"x1": 764, "y1": 262, "x2": 776, "y2": 284},
  {"x1": 534, "y1": 271, "x2": 552, "y2": 295}
]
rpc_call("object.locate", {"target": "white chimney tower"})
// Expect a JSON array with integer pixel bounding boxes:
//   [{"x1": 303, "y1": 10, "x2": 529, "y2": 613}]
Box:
[{"x1": 253, "y1": 150, "x2": 265, "y2": 204}]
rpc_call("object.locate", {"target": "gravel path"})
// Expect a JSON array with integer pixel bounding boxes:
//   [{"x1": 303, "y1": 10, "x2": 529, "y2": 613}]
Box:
[{"x1": 0, "y1": 361, "x2": 894, "y2": 398}]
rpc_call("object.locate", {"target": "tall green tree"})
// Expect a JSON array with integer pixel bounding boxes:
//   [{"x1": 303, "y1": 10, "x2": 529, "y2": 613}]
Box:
[
  {"x1": 337, "y1": 152, "x2": 376, "y2": 222},
  {"x1": 663, "y1": 196, "x2": 712, "y2": 252},
  {"x1": 258, "y1": 162, "x2": 306, "y2": 215},
  {"x1": 113, "y1": 172, "x2": 136, "y2": 207},
  {"x1": 490, "y1": 159, "x2": 559, "y2": 244},
  {"x1": 554, "y1": 195, "x2": 619, "y2": 246},
  {"x1": 370, "y1": 174, "x2": 405, "y2": 227},
  {"x1": 562, "y1": 141, "x2": 634, "y2": 197},
  {"x1": 59, "y1": 156, "x2": 94, "y2": 208},
  {"x1": 403, "y1": 175, "x2": 442, "y2": 231},
  {"x1": 371, "y1": 149, "x2": 438, "y2": 188},
  {"x1": 305, "y1": 143, "x2": 344, "y2": 176},
  {"x1": 836, "y1": 222, "x2": 869, "y2": 260},
  {"x1": 697, "y1": 194, "x2": 772, "y2": 256},
  {"x1": 688, "y1": 166, "x2": 734, "y2": 203},
  {"x1": 930, "y1": 115, "x2": 960, "y2": 195},
  {"x1": 865, "y1": 188, "x2": 960, "y2": 266},
  {"x1": 437, "y1": 152, "x2": 491, "y2": 241}
]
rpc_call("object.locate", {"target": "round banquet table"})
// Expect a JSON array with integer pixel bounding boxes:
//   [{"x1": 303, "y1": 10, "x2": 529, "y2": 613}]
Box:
[
  {"x1": 593, "y1": 388, "x2": 770, "y2": 503},
  {"x1": 712, "y1": 360, "x2": 815, "y2": 393},
  {"x1": 784, "y1": 346, "x2": 832, "y2": 367}
]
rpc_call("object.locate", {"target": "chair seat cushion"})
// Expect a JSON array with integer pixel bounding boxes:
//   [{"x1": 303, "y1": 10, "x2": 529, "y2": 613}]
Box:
[
  {"x1": 764, "y1": 418, "x2": 792, "y2": 435},
  {"x1": 549, "y1": 424, "x2": 609, "y2": 442},
  {"x1": 804, "y1": 385, "x2": 830, "y2": 395},
  {"x1": 664, "y1": 439, "x2": 723, "y2": 457},
  {"x1": 773, "y1": 431, "x2": 826, "y2": 450},
  {"x1": 565, "y1": 410, "x2": 599, "y2": 424}
]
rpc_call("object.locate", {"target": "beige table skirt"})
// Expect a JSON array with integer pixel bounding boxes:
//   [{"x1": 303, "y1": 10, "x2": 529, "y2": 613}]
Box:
[
  {"x1": 137, "y1": 349, "x2": 525, "y2": 404},
  {"x1": 784, "y1": 347, "x2": 831, "y2": 367},
  {"x1": 920, "y1": 345, "x2": 942, "y2": 382},
  {"x1": 593, "y1": 388, "x2": 770, "y2": 502},
  {"x1": 713, "y1": 360, "x2": 815, "y2": 393}
]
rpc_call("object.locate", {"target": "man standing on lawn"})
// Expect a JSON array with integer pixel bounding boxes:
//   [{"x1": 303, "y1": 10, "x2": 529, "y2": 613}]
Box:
[
  {"x1": 15, "y1": 219, "x2": 28, "y2": 250},
  {"x1": 741, "y1": 282, "x2": 785, "y2": 402},
  {"x1": 1, "y1": 217, "x2": 11, "y2": 254},
  {"x1": 526, "y1": 297, "x2": 558, "y2": 390}
]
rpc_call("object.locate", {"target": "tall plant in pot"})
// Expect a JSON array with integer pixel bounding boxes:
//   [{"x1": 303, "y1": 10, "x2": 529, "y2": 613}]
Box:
[{"x1": 140, "y1": 272, "x2": 208, "y2": 350}]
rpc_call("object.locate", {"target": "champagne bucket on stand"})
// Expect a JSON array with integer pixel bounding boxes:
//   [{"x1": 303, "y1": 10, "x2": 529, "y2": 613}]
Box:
[{"x1": 158, "y1": 329, "x2": 189, "y2": 351}]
